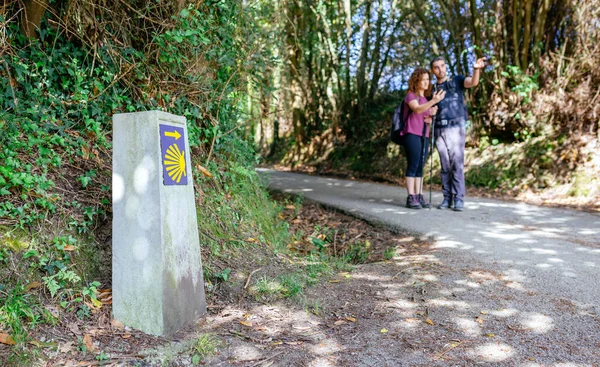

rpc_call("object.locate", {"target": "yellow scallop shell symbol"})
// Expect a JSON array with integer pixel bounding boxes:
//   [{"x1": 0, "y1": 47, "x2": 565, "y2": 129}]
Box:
[{"x1": 163, "y1": 144, "x2": 186, "y2": 183}]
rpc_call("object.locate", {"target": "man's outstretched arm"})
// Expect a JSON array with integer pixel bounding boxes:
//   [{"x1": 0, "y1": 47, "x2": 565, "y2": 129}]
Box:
[{"x1": 464, "y1": 57, "x2": 486, "y2": 88}]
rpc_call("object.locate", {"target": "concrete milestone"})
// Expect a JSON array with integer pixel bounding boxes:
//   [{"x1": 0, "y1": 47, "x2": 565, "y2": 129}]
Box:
[{"x1": 112, "y1": 111, "x2": 206, "y2": 336}]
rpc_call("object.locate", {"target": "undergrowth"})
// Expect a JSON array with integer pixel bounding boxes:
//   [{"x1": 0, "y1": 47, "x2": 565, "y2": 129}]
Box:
[{"x1": 0, "y1": 2, "x2": 284, "y2": 365}]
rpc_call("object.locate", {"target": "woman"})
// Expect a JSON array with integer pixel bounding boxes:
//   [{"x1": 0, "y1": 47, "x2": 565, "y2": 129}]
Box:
[{"x1": 401, "y1": 68, "x2": 445, "y2": 209}]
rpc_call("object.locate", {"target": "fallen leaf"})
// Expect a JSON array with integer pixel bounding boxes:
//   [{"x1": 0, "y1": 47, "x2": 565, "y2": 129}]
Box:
[
  {"x1": 239, "y1": 321, "x2": 253, "y2": 327},
  {"x1": 83, "y1": 334, "x2": 95, "y2": 352},
  {"x1": 246, "y1": 238, "x2": 258, "y2": 243},
  {"x1": 425, "y1": 318, "x2": 434, "y2": 325},
  {"x1": 346, "y1": 316, "x2": 357, "y2": 323},
  {"x1": 63, "y1": 245, "x2": 77, "y2": 251},
  {"x1": 29, "y1": 340, "x2": 58, "y2": 348},
  {"x1": 68, "y1": 322, "x2": 81, "y2": 335},
  {"x1": 476, "y1": 317, "x2": 485, "y2": 324},
  {"x1": 111, "y1": 319, "x2": 124, "y2": 330},
  {"x1": 285, "y1": 205, "x2": 296, "y2": 210},
  {"x1": 195, "y1": 164, "x2": 213, "y2": 178},
  {"x1": 380, "y1": 328, "x2": 388, "y2": 334},
  {"x1": 122, "y1": 334, "x2": 132, "y2": 339},
  {"x1": 328, "y1": 279, "x2": 340, "y2": 283},
  {"x1": 334, "y1": 320, "x2": 346, "y2": 326},
  {"x1": 0, "y1": 333, "x2": 16, "y2": 345},
  {"x1": 97, "y1": 290, "x2": 112, "y2": 305},
  {"x1": 486, "y1": 333, "x2": 495, "y2": 338},
  {"x1": 25, "y1": 282, "x2": 41, "y2": 291},
  {"x1": 90, "y1": 298, "x2": 102, "y2": 308},
  {"x1": 59, "y1": 341, "x2": 75, "y2": 354}
]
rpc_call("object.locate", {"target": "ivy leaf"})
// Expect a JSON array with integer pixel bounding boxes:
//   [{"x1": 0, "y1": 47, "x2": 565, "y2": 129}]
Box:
[{"x1": 180, "y1": 8, "x2": 190, "y2": 18}]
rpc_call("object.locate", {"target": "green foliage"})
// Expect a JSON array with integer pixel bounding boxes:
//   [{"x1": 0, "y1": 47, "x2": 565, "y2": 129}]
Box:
[
  {"x1": 344, "y1": 240, "x2": 371, "y2": 264},
  {"x1": 195, "y1": 159, "x2": 290, "y2": 263},
  {"x1": 191, "y1": 334, "x2": 222, "y2": 364},
  {"x1": 42, "y1": 268, "x2": 81, "y2": 297},
  {"x1": 501, "y1": 65, "x2": 539, "y2": 105},
  {"x1": 384, "y1": 246, "x2": 396, "y2": 260},
  {"x1": 0, "y1": 285, "x2": 37, "y2": 345},
  {"x1": 0, "y1": 2, "x2": 297, "y2": 365}
]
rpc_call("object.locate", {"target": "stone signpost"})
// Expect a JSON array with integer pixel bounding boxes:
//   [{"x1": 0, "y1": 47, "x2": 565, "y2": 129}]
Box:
[{"x1": 112, "y1": 111, "x2": 206, "y2": 336}]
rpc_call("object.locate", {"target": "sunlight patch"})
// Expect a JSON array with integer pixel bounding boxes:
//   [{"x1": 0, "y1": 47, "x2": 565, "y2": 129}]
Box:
[
  {"x1": 390, "y1": 299, "x2": 419, "y2": 309},
  {"x1": 520, "y1": 313, "x2": 554, "y2": 333},
  {"x1": 505, "y1": 281, "x2": 527, "y2": 292},
  {"x1": 432, "y1": 240, "x2": 474, "y2": 250},
  {"x1": 414, "y1": 273, "x2": 439, "y2": 282},
  {"x1": 502, "y1": 269, "x2": 528, "y2": 282},
  {"x1": 311, "y1": 339, "x2": 341, "y2": 356},
  {"x1": 350, "y1": 273, "x2": 389, "y2": 282},
  {"x1": 489, "y1": 308, "x2": 518, "y2": 318},
  {"x1": 309, "y1": 357, "x2": 338, "y2": 367},
  {"x1": 394, "y1": 236, "x2": 415, "y2": 243},
  {"x1": 469, "y1": 271, "x2": 500, "y2": 282},
  {"x1": 232, "y1": 345, "x2": 263, "y2": 361},
  {"x1": 454, "y1": 317, "x2": 481, "y2": 337},
  {"x1": 454, "y1": 279, "x2": 480, "y2": 288},
  {"x1": 469, "y1": 343, "x2": 514, "y2": 362},
  {"x1": 427, "y1": 298, "x2": 471, "y2": 310}
]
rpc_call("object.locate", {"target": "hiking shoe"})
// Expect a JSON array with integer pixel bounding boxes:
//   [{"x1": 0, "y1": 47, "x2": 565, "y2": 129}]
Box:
[
  {"x1": 453, "y1": 199, "x2": 464, "y2": 211},
  {"x1": 437, "y1": 197, "x2": 453, "y2": 210},
  {"x1": 407, "y1": 195, "x2": 422, "y2": 209},
  {"x1": 418, "y1": 194, "x2": 431, "y2": 208}
]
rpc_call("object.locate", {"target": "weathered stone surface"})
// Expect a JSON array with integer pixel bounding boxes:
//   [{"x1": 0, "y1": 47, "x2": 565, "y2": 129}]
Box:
[{"x1": 112, "y1": 111, "x2": 206, "y2": 336}]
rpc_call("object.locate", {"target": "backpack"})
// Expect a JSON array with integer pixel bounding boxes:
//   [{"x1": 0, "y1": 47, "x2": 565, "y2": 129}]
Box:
[{"x1": 390, "y1": 99, "x2": 412, "y2": 145}]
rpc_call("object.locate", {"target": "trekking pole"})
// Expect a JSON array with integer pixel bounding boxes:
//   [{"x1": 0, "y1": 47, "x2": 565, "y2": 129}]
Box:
[
  {"x1": 421, "y1": 123, "x2": 427, "y2": 206},
  {"x1": 429, "y1": 122, "x2": 435, "y2": 210}
]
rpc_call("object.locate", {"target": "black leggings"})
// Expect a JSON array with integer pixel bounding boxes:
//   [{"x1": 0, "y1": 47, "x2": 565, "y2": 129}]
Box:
[{"x1": 403, "y1": 133, "x2": 429, "y2": 177}]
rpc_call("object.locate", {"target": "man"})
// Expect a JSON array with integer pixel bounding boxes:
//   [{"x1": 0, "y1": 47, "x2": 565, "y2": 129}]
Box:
[{"x1": 430, "y1": 56, "x2": 486, "y2": 211}]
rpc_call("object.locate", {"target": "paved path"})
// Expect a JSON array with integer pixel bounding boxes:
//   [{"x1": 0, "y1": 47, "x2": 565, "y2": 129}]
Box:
[{"x1": 260, "y1": 169, "x2": 600, "y2": 315}]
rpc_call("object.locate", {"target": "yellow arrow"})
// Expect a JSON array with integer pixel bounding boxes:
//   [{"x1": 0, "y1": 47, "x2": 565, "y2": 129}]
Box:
[{"x1": 164, "y1": 130, "x2": 181, "y2": 140}]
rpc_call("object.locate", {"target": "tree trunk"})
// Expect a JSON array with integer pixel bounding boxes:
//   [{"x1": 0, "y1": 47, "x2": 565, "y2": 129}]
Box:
[
  {"x1": 521, "y1": 0, "x2": 533, "y2": 68},
  {"x1": 512, "y1": 0, "x2": 521, "y2": 68},
  {"x1": 468, "y1": 0, "x2": 483, "y2": 58},
  {"x1": 367, "y1": 0, "x2": 386, "y2": 101},
  {"x1": 533, "y1": 0, "x2": 550, "y2": 61},
  {"x1": 356, "y1": 0, "x2": 372, "y2": 114},
  {"x1": 20, "y1": 0, "x2": 49, "y2": 38}
]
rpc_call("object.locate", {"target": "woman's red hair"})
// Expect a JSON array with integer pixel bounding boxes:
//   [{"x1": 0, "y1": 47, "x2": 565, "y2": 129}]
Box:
[{"x1": 408, "y1": 68, "x2": 432, "y2": 97}]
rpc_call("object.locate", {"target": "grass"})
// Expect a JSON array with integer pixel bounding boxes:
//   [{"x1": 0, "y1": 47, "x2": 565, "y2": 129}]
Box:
[
  {"x1": 304, "y1": 299, "x2": 324, "y2": 316},
  {"x1": 195, "y1": 161, "x2": 290, "y2": 258},
  {"x1": 384, "y1": 246, "x2": 396, "y2": 260},
  {"x1": 191, "y1": 334, "x2": 222, "y2": 364}
]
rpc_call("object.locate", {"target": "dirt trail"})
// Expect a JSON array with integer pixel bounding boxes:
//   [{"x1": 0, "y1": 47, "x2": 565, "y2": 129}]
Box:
[{"x1": 196, "y1": 243, "x2": 600, "y2": 366}]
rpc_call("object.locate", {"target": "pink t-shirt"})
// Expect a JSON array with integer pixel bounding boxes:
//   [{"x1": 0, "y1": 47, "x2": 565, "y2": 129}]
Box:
[{"x1": 401, "y1": 91, "x2": 431, "y2": 138}]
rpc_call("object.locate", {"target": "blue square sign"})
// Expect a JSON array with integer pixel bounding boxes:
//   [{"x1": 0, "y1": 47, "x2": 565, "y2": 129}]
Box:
[{"x1": 159, "y1": 124, "x2": 188, "y2": 186}]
